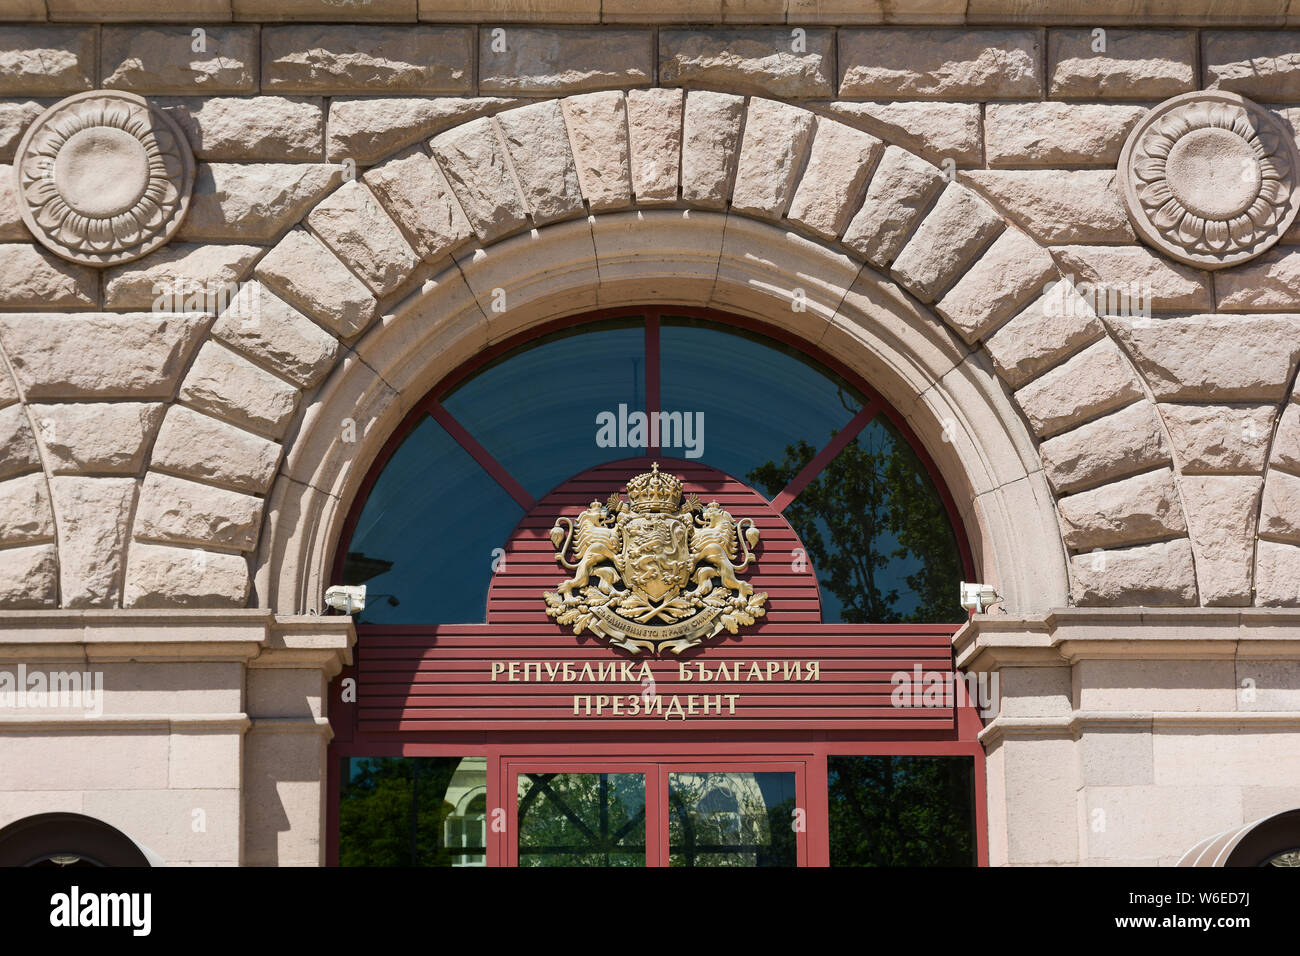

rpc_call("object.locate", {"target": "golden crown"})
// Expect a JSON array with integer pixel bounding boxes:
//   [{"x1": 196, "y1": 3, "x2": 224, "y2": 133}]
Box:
[{"x1": 625, "y1": 463, "x2": 682, "y2": 513}]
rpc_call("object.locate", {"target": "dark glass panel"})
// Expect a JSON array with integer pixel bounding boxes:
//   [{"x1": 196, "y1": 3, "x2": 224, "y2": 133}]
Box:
[
  {"x1": 748, "y1": 415, "x2": 966, "y2": 624},
  {"x1": 516, "y1": 773, "x2": 646, "y2": 867},
  {"x1": 338, "y1": 756, "x2": 487, "y2": 867},
  {"x1": 659, "y1": 316, "x2": 863, "y2": 483},
  {"x1": 827, "y1": 756, "x2": 976, "y2": 867},
  {"x1": 668, "y1": 771, "x2": 797, "y2": 867},
  {"x1": 441, "y1": 319, "x2": 646, "y2": 499},
  {"x1": 342, "y1": 415, "x2": 523, "y2": 625}
]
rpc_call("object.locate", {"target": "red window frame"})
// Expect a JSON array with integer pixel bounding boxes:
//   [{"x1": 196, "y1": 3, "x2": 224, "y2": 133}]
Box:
[{"x1": 326, "y1": 307, "x2": 988, "y2": 868}]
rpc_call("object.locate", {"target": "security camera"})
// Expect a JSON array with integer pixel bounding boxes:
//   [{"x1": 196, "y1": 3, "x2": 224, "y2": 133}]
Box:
[
  {"x1": 959, "y1": 582, "x2": 1000, "y2": 614},
  {"x1": 324, "y1": 584, "x2": 367, "y2": 614}
]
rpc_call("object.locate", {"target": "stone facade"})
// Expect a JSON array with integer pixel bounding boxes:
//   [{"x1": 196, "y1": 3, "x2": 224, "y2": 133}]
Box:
[{"x1": 1, "y1": 2, "x2": 1299, "y2": 867}]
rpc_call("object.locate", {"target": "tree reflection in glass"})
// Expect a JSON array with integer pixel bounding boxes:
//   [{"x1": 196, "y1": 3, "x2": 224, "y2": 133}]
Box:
[{"x1": 516, "y1": 773, "x2": 646, "y2": 867}]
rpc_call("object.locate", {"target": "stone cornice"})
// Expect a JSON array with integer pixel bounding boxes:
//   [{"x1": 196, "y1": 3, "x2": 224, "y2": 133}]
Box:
[
  {"x1": 0, "y1": 609, "x2": 354, "y2": 669},
  {"x1": 955, "y1": 607, "x2": 1300, "y2": 671},
  {"x1": 4, "y1": 2, "x2": 1298, "y2": 26},
  {"x1": 979, "y1": 709, "x2": 1300, "y2": 747}
]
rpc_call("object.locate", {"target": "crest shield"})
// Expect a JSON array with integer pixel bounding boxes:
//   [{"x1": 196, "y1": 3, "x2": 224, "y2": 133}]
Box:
[{"x1": 543, "y1": 464, "x2": 768, "y2": 656}]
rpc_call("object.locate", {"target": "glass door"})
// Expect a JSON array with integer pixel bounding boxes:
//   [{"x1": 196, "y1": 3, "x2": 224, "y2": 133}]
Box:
[{"x1": 504, "y1": 758, "x2": 806, "y2": 867}]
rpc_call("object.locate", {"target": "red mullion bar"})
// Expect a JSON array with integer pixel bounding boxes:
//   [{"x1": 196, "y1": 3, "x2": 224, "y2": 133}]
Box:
[
  {"x1": 428, "y1": 401, "x2": 536, "y2": 512},
  {"x1": 771, "y1": 399, "x2": 881, "y2": 513}
]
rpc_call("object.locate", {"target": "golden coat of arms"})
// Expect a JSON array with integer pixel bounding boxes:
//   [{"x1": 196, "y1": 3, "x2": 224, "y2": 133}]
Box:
[{"x1": 544, "y1": 464, "x2": 769, "y2": 656}]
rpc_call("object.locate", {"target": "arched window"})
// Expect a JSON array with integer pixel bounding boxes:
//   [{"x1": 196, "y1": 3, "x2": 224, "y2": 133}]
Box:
[
  {"x1": 0, "y1": 813, "x2": 151, "y2": 867},
  {"x1": 337, "y1": 309, "x2": 970, "y2": 628}
]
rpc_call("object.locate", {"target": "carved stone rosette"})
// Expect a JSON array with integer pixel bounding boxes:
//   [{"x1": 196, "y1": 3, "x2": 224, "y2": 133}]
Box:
[
  {"x1": 1119, "y1": 91, "x2": 1300, "y2": 269},
  {"x1": 13, "y1": 90, "x2": 194, "y2": 266}
]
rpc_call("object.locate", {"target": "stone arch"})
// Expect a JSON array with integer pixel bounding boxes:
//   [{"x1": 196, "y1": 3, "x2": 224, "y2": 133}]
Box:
[{"x1": 0, "y1": 88, "x2": 1219, "y2": 612}]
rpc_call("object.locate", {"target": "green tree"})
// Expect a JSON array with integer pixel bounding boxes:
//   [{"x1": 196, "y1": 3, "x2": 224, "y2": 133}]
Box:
[
  {"x1": 338, "y1": 757, "x2": 459, "y2": 867},
  {"x1": 827, "y1": 756, "x2": 975, "y2": 866},
  {"x1": 748, "y1": 411, "x2": 965, "y2": 624}
]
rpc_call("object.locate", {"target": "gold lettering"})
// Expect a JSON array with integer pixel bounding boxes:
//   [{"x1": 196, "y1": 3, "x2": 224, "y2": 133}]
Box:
[
  {"x1": 806, "y1": 661, "x2": 820, "y2": 681},
  {"x1": 490, "y1": 663, "x2": 504, "y2": 681}
]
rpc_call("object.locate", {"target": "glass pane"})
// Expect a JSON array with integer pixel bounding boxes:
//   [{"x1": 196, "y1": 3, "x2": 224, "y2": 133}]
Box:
[
  {"x1": 517, "y1": 773, "x2": 646, "y2": 867},
  {"x1": 668, "y1": 771, "x2": 796, "y2": 867},
  {"x1": 338, "y1": 756, "x2": 487, "y2": 866},
  {"x1": 660, "y1": 316, "x2": 863, "y2": 482},
  {"x1": 827, "y1": 755, "x2": 975, "y2": 867},
  {"x1": 442, "y1": 319, "x2": 646, "y2": 499},
  {"x1": 749, "y1": 416, "x2": 966, "y2": 624},
  {"x1": 342, "y1": 415, "x2": 524, "y2": 625}
]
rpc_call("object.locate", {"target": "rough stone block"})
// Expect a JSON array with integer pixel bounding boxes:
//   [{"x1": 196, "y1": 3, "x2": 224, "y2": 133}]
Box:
[
  {"x1": 1272, "y1": 400, "x2": 1300, "y2": 474},
  {"x1": 211, "y1": 281, "x2": 339, "y2": 390},
  {"x1": 626, "y1": 88, "x2": 682, "y2": 205},
  {"x1": 29, "y1": 402, "x2": 165, "y2": 474},
  {"x1": 0, "y1": 403, "x2": 39, "y2": 480},
  {"x1": 0, "y1": 313, "x2": 206, "y2": 399},
  {"x1": 1215, "y1": 248, "x2": 1300, "y2": 311},
  {"x1": 103, "y1": 244, "x2": 263, "y2": 310},
  {"x1": 178, "y1": 340, "x2": 300, "y2": 440},
  {"x1": 102, "y1": 26, "x2": 256, "y2": 94},
  {"x1": 787, "y1": 119, "x2": 881, "y2": 240},
  {"x1": 305, "y1": 180, "x2": 419, "y2": 298},
  {"x1": 561, "y1": 91, "x2": 632, "y2": 212},
  {"x1": 0, "y1": 543, "x2": 56, "y2": 608},
  {"x1": 1203, "y1": 31, "x2": 1300, "y2": 102},
  {"x1": 680, "y1": 90, "x2": 744, "y2": 211},
  {"x1": 1255, "y1": 540, "x2": 1300, "y2": 606},
  {"x1": 964, "y1": 169, "x2": 1134, "y2": 244},
  {"x1": 0, "y1": 26, "x2": 95, "y2": 95},
  {"x1": 0, "y1": 99, "x2": 48, "y2": 162},
  {"x1": 891, "y1": 182, "x2": 1004, "y2": 302},
  {"x1": 1159, "y1": 403, "x2": 1275, "y2": 474},
  {"x1": 49, "y1": 475, "x2": 136, "y2": 608},
  {"x1": 1110, "y1": 315, "x2": 1300, "y2": 402},
  {"x1": 123, "y1": 540, "x2": 249, "y2": 609},
  {"x1": 984, "y1": 279, "x2": 1105, "y2": 389},
  {"x1": 1056, "y1": 467, "x2": 1186, "y2": 551},
  {"x1": 819, "y1": 101, "x2": 981, "y2": 167},
  {"x1": 364, "y1": 148, "x2": 473, "y2": 262},
  {"x1": 134, "y1": 472, "x2": 263, "y2": 552},
  {"x1": 158, "y1": 96, "x2": 323, "y2": 162},
  {"x1": 1048, "y1": 29, "x2": 1195, "y2": 99},
  {"x1": 0, "y1": 244, "x2": 96, "y2": 308},
  {"x1": 496, "y1": 99, "x2": 584, "y2": 225},
  {"x1": 151, "y1": 405, "x2": 281, "y2": 495},
  {"x1": 429, "y1": 116, "x2": 528, "y2": 241},
  {"x1": 479, "y1": 28, "x2": 651, "y2": 94},
  {"x1": 839, "y1": 29, "x2": 1041, "y2": 100},
  {"x1": 936, "y1": 227, "x2": 1057, "y2": 343},
  {"x1": 731, "y1": 99, "x2": 816, "y2": 221},
  {"x1": 660, "y1": 28, "x2": 834, "y2": 99},
  {"x1": 1039, "y1": 401, "x2": 1170, "y2": 496},
  {"x1": 179, "y1": 163, "x2": 341, "y2": 244},
  {"x1": 1181, "y1": 475, "x2": 1263, "y2": 607},
  {"x1": 1069, "y1": 538, "x2": 1198, "y2": 607},
  {"x1": 326, "y1": 96, "x2": 516, "y2": 166},
  {"x1": 841, "y1": 145, "x2": 945, "y2": 269},
  {"x1": 1014, "y1": 337, "x2": 1145, "y2": 438},
  {"x1": 1052, "y1": 245, "x2": 1211, "y2": 313},
  {"x1": 254, "y1": 228, "x2": 379, "y2": 339},
  {"x1": 1261, "y1": 470, "x2": 1300, "y2": 544},
  {"x1": 0, "y1": 472, "x2": 53, "y2": 545},
  {"x1": 263, "y1": 25, "x2": 471, "y2": 94},
  {"x1": 985, "y1": 103, "x2": 1147, "y2": 167}
]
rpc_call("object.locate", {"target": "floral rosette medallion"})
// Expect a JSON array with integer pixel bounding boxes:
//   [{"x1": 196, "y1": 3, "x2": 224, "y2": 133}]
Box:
[
  {"x1": 13, "y1": 90, "x2": 195, "y2": 265},
  {"x1": 544, "y1": 464, "x2": 768, "y2": 656},
  {"x1": 1119, "y1": 90, "x2": 1300, "y2": 269}
]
